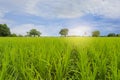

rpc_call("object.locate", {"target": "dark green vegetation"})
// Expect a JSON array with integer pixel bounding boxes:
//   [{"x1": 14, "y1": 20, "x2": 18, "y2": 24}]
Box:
[
  {"x1": 27, "y1": 29, "x2": 41, "y2": 37},
  {"x1": 107, "y1": 33, "x2": 120, "y2": 37},
  {"x1": 92, "y1": 30, "x2": 100, "y2": 37},
  {"x1": 0, "y1": 24, "x2": 11, "y2": 37},
  {"x1": 59, "y1": 28, "x2": 69, "y2": 37},
  {"x1": 0, "y1": 37, "x2": 120, "y2": 80}
]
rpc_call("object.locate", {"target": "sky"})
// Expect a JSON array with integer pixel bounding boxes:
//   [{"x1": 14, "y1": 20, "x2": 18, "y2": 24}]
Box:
[{"x1": 0, "y1": 0, "x2": 120, "y2": 36}]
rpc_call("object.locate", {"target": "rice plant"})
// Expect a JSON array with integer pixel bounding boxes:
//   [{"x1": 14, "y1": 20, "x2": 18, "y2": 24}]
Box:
[{"x1": 0, "y1": 37, "x2": 120, "y2": 80}]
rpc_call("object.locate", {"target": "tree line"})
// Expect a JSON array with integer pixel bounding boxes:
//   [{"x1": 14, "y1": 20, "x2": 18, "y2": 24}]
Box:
[{"x1": 0, "y1": 24, "x2": 120, "y2": 37}]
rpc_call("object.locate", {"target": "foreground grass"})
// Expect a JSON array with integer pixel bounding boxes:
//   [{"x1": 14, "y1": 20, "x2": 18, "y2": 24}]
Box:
[{"x1": 0, "y1": 37, "x2": 120, "y2": 80}]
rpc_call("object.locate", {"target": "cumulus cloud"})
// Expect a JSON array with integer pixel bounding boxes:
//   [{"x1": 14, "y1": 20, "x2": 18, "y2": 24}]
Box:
[
  {"x1": 0, "y1": 0, "x2": 120, "y2": 19},
  {"x1": 23, "y1": 0, "x2": 120, "y2": 19},
  {"x1": 24, "y1": 0, "x2": 120, "y2": 19},
  {"x1": 81, "y1": 0, "x2": 120, "y2": 19}
]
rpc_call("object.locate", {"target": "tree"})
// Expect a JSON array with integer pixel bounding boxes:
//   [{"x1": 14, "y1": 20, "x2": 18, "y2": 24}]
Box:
[
  {"x1": 28, "y1": 29, "x2": 41, "y2": 37},
  {"x1": 10, "y1": 33, "x2": 17, "y2": 37},
  {"x1": 116, "y1": 34, "x2": 120, "y2": 37},
  {"x1": 92, "y1": 30, "x2": 100, "y2": 37},
  {"x1": 59, "y1": 28, "x2": 69, "y2": 37},
  {"x1": 0, "y1": 24, "x2": 11, "y2": 36},
  {"x1": 107, "y1": 33, "x2": 116, "y2": 37},
  {"x1": 18, "y1": 34, "x2": 23, "y2": 37}
]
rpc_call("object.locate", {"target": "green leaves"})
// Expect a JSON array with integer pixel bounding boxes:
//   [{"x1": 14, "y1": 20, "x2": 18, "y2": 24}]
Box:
[
  {"x1": 59, "y1": 28, "x2": 69, "y2": 37},
  {"x1": 0, "y1": 37, "x2": 120, "y2": 80},
  {"x1": 27, "y1": 29, "x2": 41, "y2": 37},
  {"x1": 0, "y1": 24, "x2": 11, "y2": 37}
]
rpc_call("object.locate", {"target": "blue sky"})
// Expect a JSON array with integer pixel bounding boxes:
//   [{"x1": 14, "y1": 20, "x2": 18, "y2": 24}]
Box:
[{"x1": 0, "y1": 0, "x2": 120, "y2": 36}]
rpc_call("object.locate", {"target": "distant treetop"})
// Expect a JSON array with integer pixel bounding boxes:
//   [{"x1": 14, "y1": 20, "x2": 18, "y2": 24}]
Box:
[{"x1": 59, "y1": 28, "x2": 69, "y2": 37}]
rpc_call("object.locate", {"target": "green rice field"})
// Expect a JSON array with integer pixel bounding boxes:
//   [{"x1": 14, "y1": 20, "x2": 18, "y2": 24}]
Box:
[{"x1": 0, "y1": 37, "x2": 120, "y2": 80}]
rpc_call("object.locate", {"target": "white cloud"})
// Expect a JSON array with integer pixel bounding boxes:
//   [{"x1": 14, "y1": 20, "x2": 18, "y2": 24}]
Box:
[
  {"x1": 0, "y1": 7, "x2": 12, "y2": 24},
  {"x1": 0, "y1": 8, "x2": 8, "y2": 18},
  {"x1": 10, "y1": 24, "x2": 47, "y2": 35},
  {"x1": 10, "y1": 24, "x2": 93, "y2": 36},
  {"x1": 0, "y1": 19, "x2": 9, "y2": 24},
  {"x1": 9, "y1": 23, "x2": 120, "y2": 36},
  {"x1": 0, "y1": 0, "x2": 120, "y2": 19},
  {"x1": 24, "y1": 0, "x2": 84, "y2": 18},
  {"x1": 25, "y1": 0, "x2": 40, "y2": 15},
  {"x1": 0, "y1": 12, "x2": 4, "y2": 18},
  {"x1": 10, "y1": 24, "x2": 62, "y2": 36},
  {"x1": 81, "y1": 0, "x2": 120, "y2": 19},
  {"x1": 69, "y1": 25, "x2": 93, "y2": 36},
  {"x1": 24, "y1": 0, "x2": 120, "y2": 19}
]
